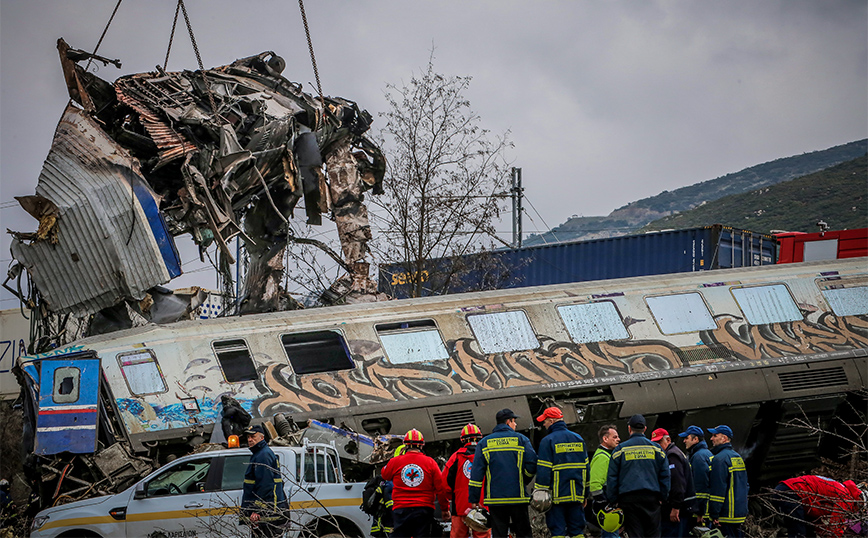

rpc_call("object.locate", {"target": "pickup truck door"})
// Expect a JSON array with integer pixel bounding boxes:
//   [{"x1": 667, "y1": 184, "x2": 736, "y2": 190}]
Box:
[
  {"x1": 298, "y1": 442, "x2": 365, "y2": 525},
  {"x1": 124, "y1": 455, "x2": 216, "y2": 538}
]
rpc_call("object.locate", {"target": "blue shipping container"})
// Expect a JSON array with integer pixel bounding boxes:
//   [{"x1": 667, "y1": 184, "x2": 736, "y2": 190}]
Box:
[{"x1": 379, "y1": 225, "x2": 778, "y2": 298}]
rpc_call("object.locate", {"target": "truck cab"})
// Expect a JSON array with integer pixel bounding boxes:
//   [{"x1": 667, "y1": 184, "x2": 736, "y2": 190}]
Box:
[{"x1": 30, "y1": 441, "x2": 370, "y2": 538}]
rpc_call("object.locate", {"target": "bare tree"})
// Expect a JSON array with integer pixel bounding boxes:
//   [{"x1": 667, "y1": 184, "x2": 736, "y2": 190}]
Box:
[{"x1": 372, "y1": 52, "x2": 513, "y2": 298}]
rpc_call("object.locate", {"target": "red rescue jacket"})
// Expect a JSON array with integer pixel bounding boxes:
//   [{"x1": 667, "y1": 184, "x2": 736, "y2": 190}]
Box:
[
  {"x1": 443, "y1": 442, "x2": 486, "y2": 516},
  {"x1": 382, "y1": 450, "x2": 449, "y2": 512},
  {"x1": 781, "y1": 475, "x2": 862, "y2": 537}
]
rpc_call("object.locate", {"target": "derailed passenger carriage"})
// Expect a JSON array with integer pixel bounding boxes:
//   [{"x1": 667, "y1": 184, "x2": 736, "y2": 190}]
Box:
[{"x1": 18, "y1": 258, "x2": 868, "y2": 496}]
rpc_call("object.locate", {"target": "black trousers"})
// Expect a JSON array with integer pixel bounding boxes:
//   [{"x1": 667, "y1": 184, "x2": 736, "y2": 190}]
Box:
[
  {"x1": 488, "y1": 504, "x2": 533, "y2": 538},
  {"x1": 771, "y1": 483, "x2": 809, "y2": 538},
  {"x1": 393, "y1": 506, "x2": 436, "y2": 538},
  {"x1": 619, "y1": 493, "x2": 662, "y2": 538}
]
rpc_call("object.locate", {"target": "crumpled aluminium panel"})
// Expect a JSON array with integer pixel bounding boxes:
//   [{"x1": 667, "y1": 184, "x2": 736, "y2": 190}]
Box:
[
  {"x1": 11, "y1": 105, "x2": 181, "y2": 316},
  {"x1": 10, "y1": 41, "x2": 385, "y2": 319}
]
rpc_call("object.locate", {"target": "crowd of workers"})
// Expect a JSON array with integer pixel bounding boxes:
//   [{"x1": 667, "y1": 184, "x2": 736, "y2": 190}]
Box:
[{"x1": 360, "y1": 407, "x2": 867, "y2": 538}]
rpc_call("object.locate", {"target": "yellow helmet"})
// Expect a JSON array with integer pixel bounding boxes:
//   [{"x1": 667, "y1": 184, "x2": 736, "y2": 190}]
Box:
[{"x1": 596, "y1": 506, "x2": 625, "y2": 533}]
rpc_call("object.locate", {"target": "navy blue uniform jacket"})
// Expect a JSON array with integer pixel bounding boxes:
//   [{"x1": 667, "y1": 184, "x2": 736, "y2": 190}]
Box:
[
  {"x1": 536, "y1": 421, "x2": 588, "y2": 503},
  {"x1": 606, "y1": 432, "x2": 670, "y2": 503},
  {"x1": 242, "y1": 440, "x2": 289, "y2": 515},
  {"x1": 708, "y1": 442, "x2": 748, "y2": 525},
  {"x1": 468, "y1": 424, "x2": 537, "y2": 505}
]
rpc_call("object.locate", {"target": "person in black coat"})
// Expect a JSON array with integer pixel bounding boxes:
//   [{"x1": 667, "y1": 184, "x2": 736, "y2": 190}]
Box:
[{"x1": 651, "y1": 429, "x2": 694, "y2": 538}]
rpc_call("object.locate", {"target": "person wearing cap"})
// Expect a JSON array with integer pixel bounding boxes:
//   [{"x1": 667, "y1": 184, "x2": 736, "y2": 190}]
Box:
[
  {"x1": 651, "y1": 428, "x2": 694, "y2": 538},
  {"x1": 707, "y1": 425, "x2": 748, "y2": 537},
  {"x1": 606, "y1": 414, "x2": 670, "y2": 538},
  {"x1": 382, "y1": 429, "x2": 449, "y2": 538},
  {"x1": 771, "y1": 475, "x2": 866, "y2": 537},
  {"x1": 469, "y1": 408, "x2": 538, "y2": 538},
  {"x1": 588, "y1": 425, "x2": 620, "y2": 538},
  {"x1": 679, "y1": 425, "x2": 713, "y2": 529},
  {"x1": 443, "y1": 423, "x2": 490, "y2": 538},
  {"x1": 241, "y1": 424, "x2": 289, "y2": 537},
  {"x1": 535, "y1": 406, "x2": 588, "y2": 538}
]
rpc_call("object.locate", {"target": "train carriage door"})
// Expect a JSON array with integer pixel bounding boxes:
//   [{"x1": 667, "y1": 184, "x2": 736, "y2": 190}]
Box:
[{"x1": 35, "y1": 358, "x2": 100, "y2": 455}]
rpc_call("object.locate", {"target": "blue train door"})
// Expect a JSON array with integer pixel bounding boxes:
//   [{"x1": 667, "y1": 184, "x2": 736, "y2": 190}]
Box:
[{"x1": 35, "y1": 358, "x2": 101, "y2": 455}]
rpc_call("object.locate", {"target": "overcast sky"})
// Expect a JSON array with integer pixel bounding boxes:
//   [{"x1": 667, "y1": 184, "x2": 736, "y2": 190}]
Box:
[{"x1": 1, "y1": 1, "x2": 866, "y2": 303}]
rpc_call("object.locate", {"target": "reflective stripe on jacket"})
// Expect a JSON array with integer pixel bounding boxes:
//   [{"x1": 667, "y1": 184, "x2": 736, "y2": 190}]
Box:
[
  {"x1": 708, "y1": 443, "x2": 748, "y2": 524},
  {"x1": 469, "y1": 424, "x2": 537, "y2": 505},
  {"x1": 536, "y1": 421, "x2": 588, "y2": 503},
  {"x1": 606, "y1": 432, "x2": 670, "y2": 503},
  {"x1": 241, "y1": 440, "x2": 289, "y2": 516}
]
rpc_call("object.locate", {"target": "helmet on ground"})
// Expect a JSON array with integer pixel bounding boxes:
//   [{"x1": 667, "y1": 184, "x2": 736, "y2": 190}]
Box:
[
  {"x1": 460, "y1": 423, "x2": 482, "y2": 441},
  {"x1": 596, "y1": 505, "x2": 625, "y2": 533},
  {"x1": 530, "y1": 488, "x2": 552, "y2": 512},
  {"x1": 464, "y1": 507, "x2": 490, "y2": 532},
  {"x1": 403, "y1": 429, "x2": 424, "y2": 446}
]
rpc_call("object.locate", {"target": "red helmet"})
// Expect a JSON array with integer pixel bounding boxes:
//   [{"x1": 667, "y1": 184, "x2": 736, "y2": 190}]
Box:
[
  {"x1": 404, "y1": 429, "x2": 425, "y2": 445},
  {"x1": 460, "y1": 423, "x2": 482, "y2": 440}
]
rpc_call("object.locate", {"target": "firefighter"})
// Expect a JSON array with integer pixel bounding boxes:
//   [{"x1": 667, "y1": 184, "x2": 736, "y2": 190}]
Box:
[
  {"x1": 535, "y1": 406, "x2": 588, "y2": 538},
  {"x1": 444, "y1": 423, "x2": 490, "y2": 538},
  {"x1": 382, "y1": 429, "x2": 449, "y2": 538},
  {"x1": 469, "y1": 408, "x2": 538, "y2": 538},
  {"x1": 707, "y1": 425, "x2": 748, "y2": 538}
]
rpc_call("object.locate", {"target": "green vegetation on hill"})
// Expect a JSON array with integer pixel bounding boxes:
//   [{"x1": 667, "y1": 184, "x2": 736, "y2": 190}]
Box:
[
  {"x1": 641, "y1": 155, "x2": 868, "y2": 233},
  {"x1": 524, "y1": 139, "x2": 867, "y2": 245}
]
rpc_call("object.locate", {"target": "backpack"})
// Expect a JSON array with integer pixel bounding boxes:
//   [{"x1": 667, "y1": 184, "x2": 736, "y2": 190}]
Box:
[{"x1": 361, "y1": 475, "x2": 384, "y2": 516}]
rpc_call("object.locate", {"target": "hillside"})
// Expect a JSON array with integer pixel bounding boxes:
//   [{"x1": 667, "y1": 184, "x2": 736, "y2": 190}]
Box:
[
  {"x1": 524, "y1": 139, "x2": 867, "y2": 245},
  {"x1": 641, "y1": 154, "x2": 867, "y2": 233}
]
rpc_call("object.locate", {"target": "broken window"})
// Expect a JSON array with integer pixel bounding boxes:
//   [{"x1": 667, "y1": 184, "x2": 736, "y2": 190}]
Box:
[
  {"x1": 118, "y1": 350, "x2": 168, "y2": 396},
  {"x1": 558, "y1": 301, "x2": 630, "y2": 344},
  {"x1": 732, "y1": 284, "x2": 802, "y2": 325},
  {"x1": 467, "y1": 310, "x2": 539, "y2": 354},
  {"x1": 822, "y1": 286, "x2": 868, "y2": 316},
  {"x1": 212, "y1": 339, "x2": 258, "y2": 383},
  {"x1": 376, "y1": 320, "x2": 450, "y2": 364},
  {"x1": 52, "y1": 366, "x2": 80, "y2": 404},
  {"x1": 281, "y1": 330, "x2": 354, "y2": 375},
  {"x1": 646, "y1": 292, "x2": 716, "y2": 335}
]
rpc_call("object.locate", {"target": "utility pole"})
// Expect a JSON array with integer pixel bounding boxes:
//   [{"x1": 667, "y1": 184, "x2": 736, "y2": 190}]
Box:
[{"x1": 511, "y1": 167, "x2": 524, "y2": 248}]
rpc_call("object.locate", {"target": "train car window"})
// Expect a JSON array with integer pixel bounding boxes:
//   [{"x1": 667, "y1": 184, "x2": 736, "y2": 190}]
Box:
[
  {"x1": 52, "y1": 366, "x2": 80, "y2": 404},
  {"x1": 731, "y1": 284, "x2": 802, "y2": 325},
  {"x1": 558, "y1": 302, "x2": 629, "y2": 343},
  {"x1": 212, "y1": 339, "x2": 258, "y2": 382},
  {"x1": 821, "y1": 286, "x2": 868, "y2": 317},
  {"x1": 376, "y1": 321, "x2": 450, "y2": 364},
  {"x1": 467, "y1": 310, "x2": 539, "y2": 353},
  {"x1": 117, "y1": 350, "x2": 168, "y2": 396},
  {"x1": 646, "y1": 293, "x2": 716, "y2": 334},
  {"x1": 281, "y1": 330, "x2": 354, "y2": 375}
]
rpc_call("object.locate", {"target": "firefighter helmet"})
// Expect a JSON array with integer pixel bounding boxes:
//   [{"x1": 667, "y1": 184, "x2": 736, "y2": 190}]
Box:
[
  {"x1": 596, "y1": 505, "x2": 625, "y2": 533},
  {"x1": 460, "y1": 423, "x2": 482, "y2": 441},
  {"x1": 403, "y1": 429, "x2": 424, "y2": 446}
]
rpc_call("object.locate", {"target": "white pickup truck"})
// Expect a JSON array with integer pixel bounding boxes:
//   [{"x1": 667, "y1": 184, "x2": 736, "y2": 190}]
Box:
[{"x1": 30, "y1": 441, "x2": 372, "y2": 538}]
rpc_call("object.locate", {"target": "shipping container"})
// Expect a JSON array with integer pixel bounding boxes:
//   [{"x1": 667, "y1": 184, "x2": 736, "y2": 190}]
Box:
[
  {"x1": 776, "y1": 228, "x2": 868, "y2": 263},
  {"x1": 379, "y1": 225, "x2": 778, "y2": 298}
]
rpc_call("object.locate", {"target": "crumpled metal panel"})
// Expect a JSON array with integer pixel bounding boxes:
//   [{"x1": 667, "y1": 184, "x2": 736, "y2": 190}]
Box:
[{"x1": 10, "y1": 105, "x2": 181, "y2": 316}]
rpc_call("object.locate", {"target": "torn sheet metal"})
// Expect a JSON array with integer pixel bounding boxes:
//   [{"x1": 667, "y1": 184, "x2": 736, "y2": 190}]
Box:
[
  {"x1": 10, "y1": 105, "x2": 181, "y2": 316},
  {"x1": 10, "y1": 41, "x2": 385, "y2": 321}
]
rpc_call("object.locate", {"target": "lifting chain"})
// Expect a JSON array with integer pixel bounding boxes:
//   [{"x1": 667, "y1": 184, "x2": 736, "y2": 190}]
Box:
[
  {"x1": 297, "y1": 0, "x2": 328, "y2": 124},
  {"x1": 85, "y1": 0, "x2": 123, "y2": 72}
]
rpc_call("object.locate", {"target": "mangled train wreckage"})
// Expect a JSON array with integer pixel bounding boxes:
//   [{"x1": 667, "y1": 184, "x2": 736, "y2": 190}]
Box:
[
  {"x1": 15, "y1": 257, "x2": 868, "y2": 509},
  {"x1": 8, "y1": 39, "x2": 385, "y2": 333}
]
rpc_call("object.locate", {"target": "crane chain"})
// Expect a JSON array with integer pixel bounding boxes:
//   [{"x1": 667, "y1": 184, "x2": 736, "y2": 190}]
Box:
[
  {"x1": 85, "y1": 0, "x2": 123, "y2": 72},
  {"x1": 297, "y1": 0, "x2": 327, "y2": 125},
  {"x1": 163, "y1": 1, "x2": 181, "y2": 71},
  {"x1": 178, "y1": 0, "x2": 221, "y2": 122}
]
